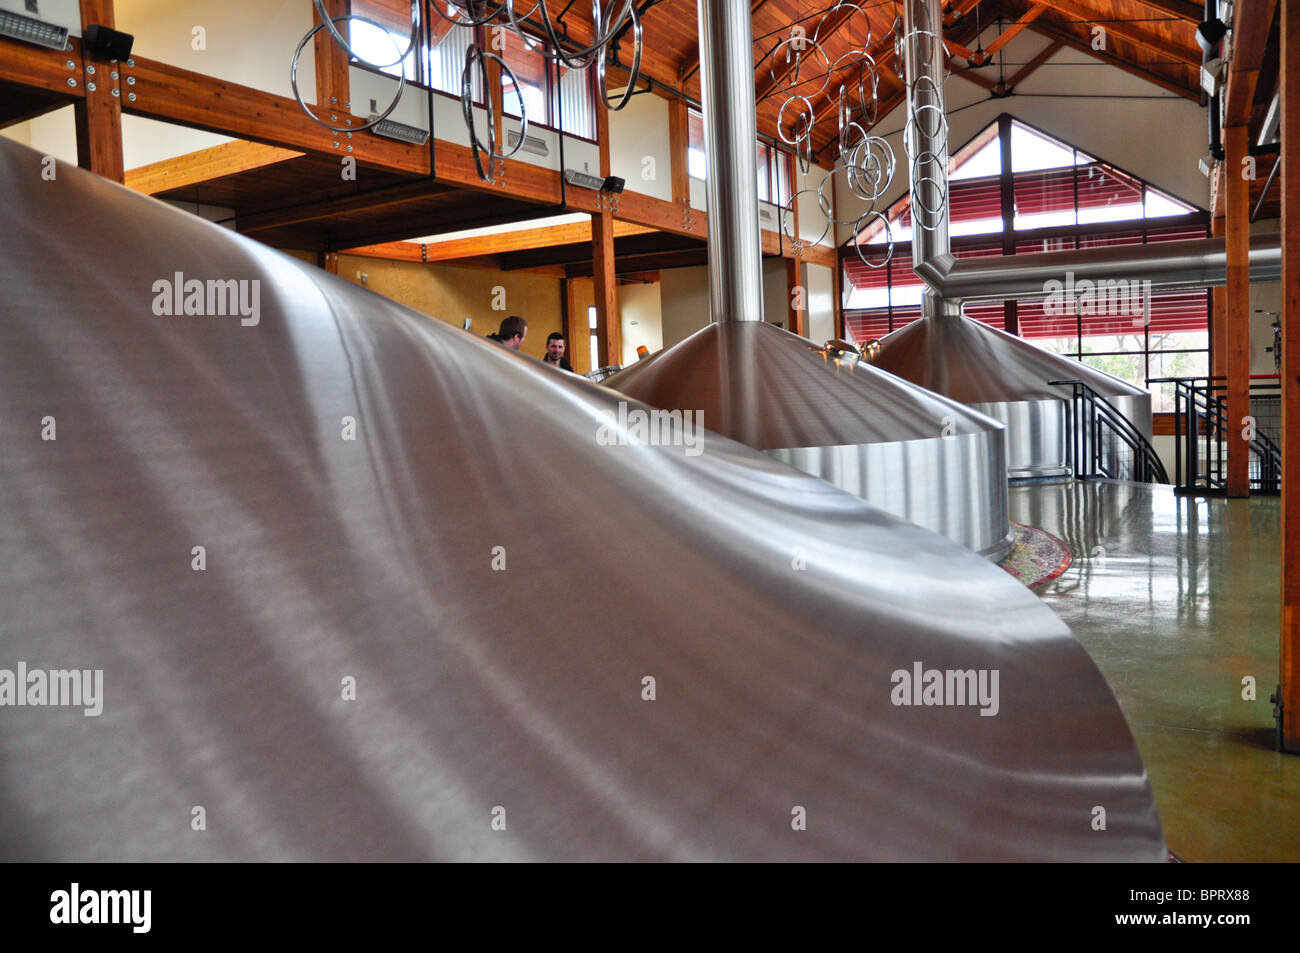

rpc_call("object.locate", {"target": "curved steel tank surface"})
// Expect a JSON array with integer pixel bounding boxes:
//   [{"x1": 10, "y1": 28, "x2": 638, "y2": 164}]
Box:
[
  {"x1": 606, "y1": 322, "x2": 1013, "y2": 558},
  {"x1": 0, "y1": 138, "x2": 1165, "y2": 861},
  {"x1": 873, "y1": 307, "x2": 1152, "y2": 479}
]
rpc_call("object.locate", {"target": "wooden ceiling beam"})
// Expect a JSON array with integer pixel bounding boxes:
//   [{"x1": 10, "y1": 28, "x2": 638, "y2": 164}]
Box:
[
  {"x1": 1032, "y1": 0, "x2": 1201, "y2": 68},
  {"x1": 1224, "y1": 0, "x2": 1280, "y2": 127},
  {"x1": 679, "y1": 0, "x2": 777, "y2": 85},
  {"x1": 1002, "y1": 38, "x2": 1064, "y2": 89},
  {"x1": 0, "y1": 35, "x2": 87, "y2": 97},
  {"x1": 236, "y1": 180, "x2": 457, "y2": 233},
  {"x1": 342, "y1": 241, "x2": 427, "y2": 262},
  {"x1": 956, "y1": 36, "x2": 1066, "y2": 97},
  {"x1": 1131, "y1": 0, "x2": 1202, "y2": 22},
  {"x1": 125, "y1": 141, "x2": 304, "y2": 195},
  {"x1": 952, "y1": 63, "x2": 998, "y2": 89},
  {"x1": 566, "y1": 246, "x2": 708, "y2": 278},
  {"x1": 755, "y1": 0, "x2": 881, "y2": 105},
  {"x1": 943, "y1": 0, "x2": 988, "y2": 29},
  {"x1": 502, "y1": 230, "x2": 703, "y2": 270},
  {"x1": 982, "y1": 3, "x2": 1048, "y2": 59},
  {"x1": 119, "y1": 55, "x2": 429, "y2": 175},
  {"x1": 420, "y1": 219, "x2": 657, "y2": 262},
  {"x1": 1029, "y1": 23, "x2": 1199, "y2": 100}
]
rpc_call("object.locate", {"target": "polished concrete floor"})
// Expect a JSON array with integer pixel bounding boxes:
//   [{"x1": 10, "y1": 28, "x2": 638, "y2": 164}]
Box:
[{"x1": 1010, "y1": 480, "x2": 1298, "y2": 862}]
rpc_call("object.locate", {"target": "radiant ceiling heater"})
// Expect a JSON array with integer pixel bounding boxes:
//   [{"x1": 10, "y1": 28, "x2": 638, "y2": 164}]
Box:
[{"x1": 0, "y1": 0, "x2": 80, "y2": 49}]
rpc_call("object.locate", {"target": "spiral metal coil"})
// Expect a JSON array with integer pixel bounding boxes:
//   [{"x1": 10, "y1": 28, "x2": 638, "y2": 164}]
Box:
[
  {"x1": 771, "y1": 2, "x2": 898, "y2": 268},
  {"x1": 292, "y1": 0, "x2": 645, "y2": 183},
  {"x1": 899, "y1": 0, "x2": 950, "y2": 237}
]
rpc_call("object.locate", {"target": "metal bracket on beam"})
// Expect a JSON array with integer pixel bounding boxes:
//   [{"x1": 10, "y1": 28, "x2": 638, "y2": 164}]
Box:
[{"x1": 120, "y1": 57, "x2": 137, "y2": 103}]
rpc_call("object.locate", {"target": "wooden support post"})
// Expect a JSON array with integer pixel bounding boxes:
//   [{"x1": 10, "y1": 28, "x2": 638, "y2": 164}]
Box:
[
  {"x1": 786, "y1": 258, "x2": 805, "y2": 336},
  {"x1": 1212, "y1": 213, "x2": 1226, "y2": 378},
  {"x1": 668, "y1": 97, "x2": 689, "y2": 202},
  {"x1": 832, "y1": 250, "x2": 845, "y2": 340},
  {"x1": 1225, "y1": 124, "x2": 1251, "y2": 498},
  {"x1": 1279, "y1": 0, "x2": 1300, "y2": 752},
  {"x1": 592, "y1": 99, "x2": 620, "y2": 367},
  {"x1": 592, "y1": 212, "x2": 620, "y2": 366},
  {"x1": 74, "y1": 0, "x2": 124, "y2": 183},
  {"x1": 313, "y1": 0, "x2": 351, "y2": 113}
]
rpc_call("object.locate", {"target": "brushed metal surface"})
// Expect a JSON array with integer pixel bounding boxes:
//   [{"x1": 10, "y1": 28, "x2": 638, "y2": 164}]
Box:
[
  {"x1": 0, "y1": 139, "x2": 1164, "y2": 861},
  {"x1": 697, "y1": 0, "x2": 763, "y2": 322},
  {"x1": 874, "y1": 309, "x2": 1155, "y2": 478},
  {"x1": 770, "y1": 429, "x2": 1012, "y2": 558},
  {"x1": 875, "y1": 308, "x2": 1150, "y2": 404},
  {"x1": 606, "y1": 321, "x2": 1013, "y2": 553},
  {"x1": 923, "y1": 235, "x2": 1282, "y2": 302},
  {"x1": 900, "y1": 0, "x2": 950, "y2": 282},
  {"x1": 607, "y1": 321, "x2": 1005, "y2": 448},
  {"x1": 971, "y1": 400, "x2": 1070, "y2": 479}
]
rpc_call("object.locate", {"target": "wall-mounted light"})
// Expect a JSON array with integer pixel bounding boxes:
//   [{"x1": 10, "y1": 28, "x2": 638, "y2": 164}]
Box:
[
  {"x1": 1196, "y1": 17, "x2": 1228, "y2": 53},
  {"x1": 368, "y1": 115, "x2": 429, "y2": 146},
  {"x1": 1200, "y1": 57, "x2": 1225, "y2": 96},
  {"x1": 564, "y1": 169, "x2": 627, "y2": 193},
  {"x1": 564, "y1": 169, "x2": 605, "y2": 190},
  {"x1": 1197, "y1": 155, "x2": 1214, "y2": 178}
]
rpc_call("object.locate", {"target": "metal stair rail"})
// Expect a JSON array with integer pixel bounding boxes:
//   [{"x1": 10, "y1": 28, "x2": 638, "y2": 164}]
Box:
[
  {"x1": 1049, "y1": 379, "x2": 1170, "y2": 484},
  {"x1": 1147, "y1": 376, "x2": 1282, "y2": 494}
]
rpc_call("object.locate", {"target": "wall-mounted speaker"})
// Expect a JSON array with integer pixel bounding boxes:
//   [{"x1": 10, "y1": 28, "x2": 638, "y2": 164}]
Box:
[{"x1": 83, "y1": 23, "x2": 133, "y2": 60}]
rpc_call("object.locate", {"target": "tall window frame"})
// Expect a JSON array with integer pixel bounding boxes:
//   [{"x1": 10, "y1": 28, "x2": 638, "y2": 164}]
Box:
[
  {"x1": 687, "y1": 107, "x2": 793, "y2": 206},
  {"x1": 346, "y1": 2, "x2": 599, "y2": 143},
  {"x1": 841, "y1": 115, "x2": 1212, "y2": 413}
]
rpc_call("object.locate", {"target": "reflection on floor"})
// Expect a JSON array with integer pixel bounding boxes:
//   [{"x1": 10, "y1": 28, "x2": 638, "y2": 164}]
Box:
[{"x1": 1010, "y1": 480, "x2": 1298, "y2": 862}]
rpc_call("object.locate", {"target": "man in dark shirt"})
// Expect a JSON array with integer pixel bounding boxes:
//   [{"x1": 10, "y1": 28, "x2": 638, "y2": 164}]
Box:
[
  {"x1": 486, "y1": 315, "x2": 527, "y2": 350},
  {"x1": 542, "y1": 331, "x2": 575, "y2": 372}
]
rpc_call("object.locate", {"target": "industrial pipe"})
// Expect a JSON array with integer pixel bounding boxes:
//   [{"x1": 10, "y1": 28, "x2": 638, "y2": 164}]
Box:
[
  {"x1": 922, "y1": 234, "x2": 1282, "y2": 304},
  {"x1": 902, "y1": 0, "x2": 1277, "y2": 305},
  {"x1": 697, "y1": 0, "x2": 764, "y2": 322}
]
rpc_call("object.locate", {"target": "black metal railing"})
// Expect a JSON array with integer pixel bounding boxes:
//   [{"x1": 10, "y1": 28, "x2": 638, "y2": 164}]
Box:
[
  {"x1": 1049, "y1": 379, "x2": 1170, "y2": 484},
  {"x1": 1147, "y1": 375, "x2": 1281, "y2": 495},
  {"x1": 585, "y1": 364, "x2": 623, "y2": 383}
]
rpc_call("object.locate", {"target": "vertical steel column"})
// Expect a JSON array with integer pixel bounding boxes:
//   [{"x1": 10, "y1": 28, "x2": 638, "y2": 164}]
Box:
[
  {"x1": 902, "y1": 0, "x2": 952, "y2": 322},
  {"x1": 697, "y1": 0, "x2": 765, "y2": 323}
]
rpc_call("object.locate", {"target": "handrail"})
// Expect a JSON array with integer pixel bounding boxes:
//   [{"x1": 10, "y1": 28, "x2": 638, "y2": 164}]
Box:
[
  {"x1": 1049, "y1": 379, "x2": 1169, "y2": 485},
  {"x1": 1146, "y1": 375, "x2": 1281, "y2": 493}
]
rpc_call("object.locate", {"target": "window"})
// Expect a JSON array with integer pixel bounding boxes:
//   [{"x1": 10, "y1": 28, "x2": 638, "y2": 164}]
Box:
[
  {"x1": 347, "y1": 16, "x2": 418, "y2": 82},
  {"x1": 588, "y1": 306, "x2": 599, "y2": 370},
  {"x1": 757, "y1": 140, "x2": 792, "y2": 206},
  {"x1": 498, "y1": 29, "x2": 547, "y2": 122},
  {"x1": 687, "y1": 109, "x2": 706, "y2": 179},
  {"x1": 346, "y1": 3, "x2": 597, "y2": 141},
  {"x1": 488, "y1": 25, "x2": 595, "y2": 138},
  {"x1": 428, "y1": 21, "x2": 476, "y2": 97},
  {"x1": 687, "y1": 108, "x2": 792, "y2": 204},
  {"x1": 842, "y1": 117, "x2": 1211, "y2": 412}
]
